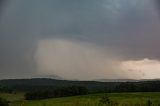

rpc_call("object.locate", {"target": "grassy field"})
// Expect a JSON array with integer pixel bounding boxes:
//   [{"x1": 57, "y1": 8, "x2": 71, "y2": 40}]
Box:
[{"x1": 0, "y1": 92, "x2": 160, "y2": 106}]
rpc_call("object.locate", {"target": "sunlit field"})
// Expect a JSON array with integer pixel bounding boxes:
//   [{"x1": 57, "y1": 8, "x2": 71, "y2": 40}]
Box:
[{"x1": 1, "y1": 92, "x2": 160, "y2": 106}]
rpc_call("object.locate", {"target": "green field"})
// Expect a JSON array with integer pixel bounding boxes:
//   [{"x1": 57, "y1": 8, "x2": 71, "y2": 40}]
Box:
[{"x1": 0, "y1": 92, "x2": 160, "y2": 106}]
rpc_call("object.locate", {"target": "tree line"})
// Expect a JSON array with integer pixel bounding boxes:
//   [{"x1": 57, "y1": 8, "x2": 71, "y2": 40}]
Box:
[
  {"x1": 25, "y1": 86, "x2": 88, "y2": 100},
  {"x1": 0, "y1": 85, "x2": 12, "y2": 93},
  {"x1": 103, "y1": 81, "x2": 160, "y2": 93}
]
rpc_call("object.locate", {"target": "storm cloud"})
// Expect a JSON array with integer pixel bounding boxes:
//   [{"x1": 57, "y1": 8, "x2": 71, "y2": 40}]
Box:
[{"x1": 0, "y1": 0, "x2": 160, "y2": 80}]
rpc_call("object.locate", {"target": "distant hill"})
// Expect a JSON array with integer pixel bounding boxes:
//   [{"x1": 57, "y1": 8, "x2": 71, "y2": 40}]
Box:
[
  {"x1": 95, "y1": 79, "x2": 160, "y2": 82},
  {"x1": 0, "y1": 78, "x2": 160, "y2": 92},
  {"x1": 0, "y1": 78, "x2": 119, "y2": 91}
]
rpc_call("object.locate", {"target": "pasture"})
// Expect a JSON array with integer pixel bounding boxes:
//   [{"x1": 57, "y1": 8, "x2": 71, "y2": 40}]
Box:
[{"x1": 0, "y1": 92, "x2": 160, "y2": 106}]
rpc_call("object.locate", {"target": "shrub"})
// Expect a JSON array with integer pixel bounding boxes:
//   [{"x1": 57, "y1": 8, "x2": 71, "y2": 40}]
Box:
[
  {"x1": 99, "y1": 94, "x2": 118, "y2": 106},
  {"x1": 0, "y1": 97, "x2": 9, "y2": 106},
  {"x1": 99, "y1": 94, "x2": 110, "y2": 104},
  {"x1": 146, "y1": 100, "x2": 152, "y2": 106}
]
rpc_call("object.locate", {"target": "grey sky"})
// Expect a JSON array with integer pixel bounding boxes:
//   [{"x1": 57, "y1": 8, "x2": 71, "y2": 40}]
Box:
[{"x1": 0, "y1": 0, "x2": 160, "y2": 80}]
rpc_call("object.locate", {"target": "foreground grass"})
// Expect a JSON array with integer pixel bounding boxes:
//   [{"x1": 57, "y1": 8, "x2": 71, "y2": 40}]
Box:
[{"x1": 0, "y1": 92, "x2": 160, "y2": 106}]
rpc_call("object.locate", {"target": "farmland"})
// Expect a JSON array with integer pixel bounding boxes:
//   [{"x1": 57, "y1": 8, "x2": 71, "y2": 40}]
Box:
[{"x1": 0, "y1": 92, "x2": 160, "y2": 106}]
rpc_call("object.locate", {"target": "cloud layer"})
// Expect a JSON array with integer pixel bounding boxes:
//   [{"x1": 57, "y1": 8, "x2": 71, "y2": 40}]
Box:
[
  {"x1": 35, "y1": 39, "x2": 160, "y2": 80},
  {"x1": 120, "y1": 58, "x2": 160, "y2": 79},
  {"x1": 0, "y1": 0, "x2": 160, "y2": 79},
  {"x1": 35, "y1": 38, "x2": 122, "y2": 80}
]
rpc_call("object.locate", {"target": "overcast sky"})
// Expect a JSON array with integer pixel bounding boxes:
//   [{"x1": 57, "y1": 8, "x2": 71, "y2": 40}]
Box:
[{"x1": 0, "y1": 0, "x2": 160, "y2": 80}]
